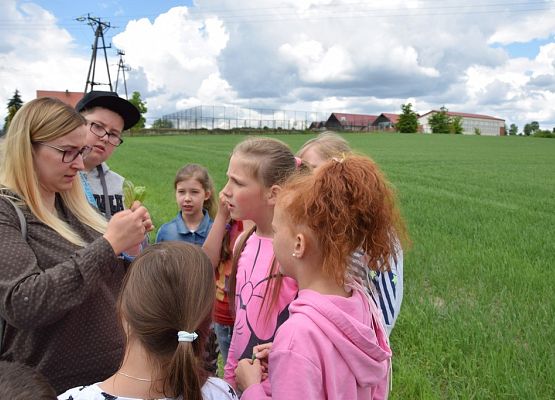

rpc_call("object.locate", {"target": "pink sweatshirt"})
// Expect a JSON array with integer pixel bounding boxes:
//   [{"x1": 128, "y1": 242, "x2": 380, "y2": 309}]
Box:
[
  {"x1": 224, "y1": 232, "x2": 298, "y2": 387},
  {"x1": 242, "y1": 289, "x2": 392, "y2": 400}
]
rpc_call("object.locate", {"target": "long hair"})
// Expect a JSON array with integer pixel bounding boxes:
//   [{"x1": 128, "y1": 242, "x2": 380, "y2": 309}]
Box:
[
  {"x1": 174, "y1": 163, "x2": 218, "y2": 218},
  {"x1": 297, "y1": 131, "x2": 352, "y2": 161},
  {"x1": 228, "y1": 137, "x2": 299, "y2": 318},
  {"x1": 118, "y1": 242, "x2": 215, "y2": 400},
  {"x1": 279, "y1": 155, "x2": 408, "y2": 285},
  {"x1": 0, "y1": 97, "x2": 107, "y2": 246}
]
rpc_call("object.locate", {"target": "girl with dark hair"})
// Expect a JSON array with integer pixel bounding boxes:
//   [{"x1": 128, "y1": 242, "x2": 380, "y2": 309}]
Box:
[{"x1": 59, "y1": 242, "x2": 236, "y2": 400}]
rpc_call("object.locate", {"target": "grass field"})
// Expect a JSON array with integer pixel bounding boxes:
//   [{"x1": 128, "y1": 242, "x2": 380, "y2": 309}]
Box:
[{"x1": 110, "y1": 132, "x2": 555, "y2": 399}]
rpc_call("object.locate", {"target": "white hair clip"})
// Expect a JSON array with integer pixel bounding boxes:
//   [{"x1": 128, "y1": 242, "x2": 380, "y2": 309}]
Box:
[{"x1": 177, "y1": 331, "x2": 198, "y2": 342}]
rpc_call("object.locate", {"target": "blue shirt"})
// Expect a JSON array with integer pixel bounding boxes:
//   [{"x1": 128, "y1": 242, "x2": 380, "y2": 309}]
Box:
[
  {"x1": 155, "y1": 209, "x2": 213, "y2": 246},
  {"x1": 79, "y1": 172, "x2": 99, "y2": 208}
]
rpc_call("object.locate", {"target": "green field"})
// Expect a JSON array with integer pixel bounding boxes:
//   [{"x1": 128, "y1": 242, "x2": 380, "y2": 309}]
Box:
[{"x1": 110, "y1": 133, "x2": 555, "y2": 399}]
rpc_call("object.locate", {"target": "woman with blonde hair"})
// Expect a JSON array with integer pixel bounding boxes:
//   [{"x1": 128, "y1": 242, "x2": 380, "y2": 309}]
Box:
[{"x1": 0, "y1": 97, "x2": 153, "y2": 393}]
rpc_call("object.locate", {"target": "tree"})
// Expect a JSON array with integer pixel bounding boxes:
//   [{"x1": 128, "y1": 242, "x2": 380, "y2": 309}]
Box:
[
  {"x1": 3, "y1": 89, "x2": 24, "y2": 134},
  {"x1": 523, "y1": 121, "x2": 539, "y2": 136},
  {"x1": 396, "y1": 103, "x2": 419, "y2": 133},
  {"x1": 508, "y1": 123, "x2": 518, "y2": 136},
  {"x1": 450, "y1": 116, "x2": 463, "y2": 134},
  {"x1": 530, "y1": 121, "x2": 540, "y2": 133},
  {"x1": 428, "y1": 106, "x2": 451, "y2": 134},
  {"x1": 128, "y1": 91, "x2": 147, "y2": 131},
  {"x1": 152, "y1": 118, "x2": 173, "y2": 129}
]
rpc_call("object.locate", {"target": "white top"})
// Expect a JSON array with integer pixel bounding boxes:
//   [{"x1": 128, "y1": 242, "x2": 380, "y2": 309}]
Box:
[{"x1": 58, "y1": 377, "x2": 237, "y2": 400}]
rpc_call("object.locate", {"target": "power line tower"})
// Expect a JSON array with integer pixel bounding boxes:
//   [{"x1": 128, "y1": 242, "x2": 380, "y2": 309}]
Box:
[
  {"x1": 77, "y1": 14, "x2": 113, "y2": 93},
  {"x1": 115, "y1": 49, "x2": 131, "y2": 99}
]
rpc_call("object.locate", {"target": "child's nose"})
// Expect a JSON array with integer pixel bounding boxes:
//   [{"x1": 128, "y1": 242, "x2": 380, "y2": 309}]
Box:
[{"x1": 222, "y1": 182, "x2": 231, "y2": 197}]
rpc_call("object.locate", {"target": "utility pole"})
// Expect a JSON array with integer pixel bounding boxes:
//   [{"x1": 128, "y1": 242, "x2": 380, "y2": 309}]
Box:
[
  {"x1": 77, "y1": 14, "x2": 113, "y2": 93},
  {"x1": 115, "y1": 50, "x2": 131, "y2": 99}
]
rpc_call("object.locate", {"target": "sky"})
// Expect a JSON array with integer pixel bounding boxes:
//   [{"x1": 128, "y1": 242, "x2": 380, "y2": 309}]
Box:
[{"x1": 1, "y1": 0, "x2": 555, "y2": 130}]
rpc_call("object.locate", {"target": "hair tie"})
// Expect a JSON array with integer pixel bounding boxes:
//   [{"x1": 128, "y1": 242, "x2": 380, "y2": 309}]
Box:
[
  {"x1": 331, "y1": 155, "x2": 345, "y2": 163},
  {"x1": 294, "y1": 156, "x2": 302, "y2": 168},
  {"x1": 177, "y1": 331, "x2": 198, "y2": 342}
]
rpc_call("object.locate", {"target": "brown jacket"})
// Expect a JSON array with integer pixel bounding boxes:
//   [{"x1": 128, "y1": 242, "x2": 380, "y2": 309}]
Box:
[{"x1": 0, "y1": 194, "x2": 126, "y2": 394}]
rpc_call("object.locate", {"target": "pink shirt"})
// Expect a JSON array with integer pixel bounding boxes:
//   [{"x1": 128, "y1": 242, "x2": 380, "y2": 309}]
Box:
[
  {"x1": 242, "y1": 289, "x2": 392, "y2": 400},
  {"x1": 224, "y1": 232, "x2": 298, "y2": 387}
]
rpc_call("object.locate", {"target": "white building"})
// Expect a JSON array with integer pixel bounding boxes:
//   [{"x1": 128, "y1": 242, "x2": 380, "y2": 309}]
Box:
[{"x1": 418, "y1": 111, "x2": 505, "y2": 136}]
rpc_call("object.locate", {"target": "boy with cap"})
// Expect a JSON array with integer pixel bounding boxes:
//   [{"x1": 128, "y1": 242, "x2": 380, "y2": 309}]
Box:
[{"x1": 76, "y1": 91, "x2": 140, "y2": 219}]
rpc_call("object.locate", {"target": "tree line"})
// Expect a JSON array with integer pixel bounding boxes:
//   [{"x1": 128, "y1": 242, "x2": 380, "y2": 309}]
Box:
[{"x1": 2, "y1": 90, "x2": 554, "y2": 138}]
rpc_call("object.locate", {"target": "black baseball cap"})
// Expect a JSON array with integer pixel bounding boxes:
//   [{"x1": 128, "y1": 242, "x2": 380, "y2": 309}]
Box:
[{"x1": 76, "y1": 91, "x2": 140, "y2": 131}]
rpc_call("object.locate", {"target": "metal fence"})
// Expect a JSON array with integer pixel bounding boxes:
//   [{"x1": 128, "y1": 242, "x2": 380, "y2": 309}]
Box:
[{"x1": 161, "y1": 105, "x2": 327, "y2": 130}]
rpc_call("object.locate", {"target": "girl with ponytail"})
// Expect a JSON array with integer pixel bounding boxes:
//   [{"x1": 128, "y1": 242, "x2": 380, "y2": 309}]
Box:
[{"x1": 59, "y1": 242, "x2": 236, "y2": 400}]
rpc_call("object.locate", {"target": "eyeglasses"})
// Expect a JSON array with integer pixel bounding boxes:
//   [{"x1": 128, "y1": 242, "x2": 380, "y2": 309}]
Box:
[
  {"x1": 35, "y1": 142, "x2": 92, "y2": 163},
  {"x1": 89, "y1": 122, "x2": 124, "y2": 146}
]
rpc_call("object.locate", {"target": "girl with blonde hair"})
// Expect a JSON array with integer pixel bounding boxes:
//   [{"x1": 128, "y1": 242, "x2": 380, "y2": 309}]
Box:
[{"x1": 220, "y1": 137, "x2": 302, "y2": 389}]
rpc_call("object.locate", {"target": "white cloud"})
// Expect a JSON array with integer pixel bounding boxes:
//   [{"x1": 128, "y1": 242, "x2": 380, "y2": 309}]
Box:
[
  {"x1": 2, "y1": 0, "x2": 555, "y2": 129},
  {"x1": 279, "y1": 40, "x2": 355, "y2": 83},
  {"x1": 463, "y1": 41, "x2": 555, "y2": 127},
  {"x1": 488, "y1": 9, "x2": 555, "y2": 45},
  {"x1": 110, "y1": 6, "x2": 231, "y2": 121},
  {"x1": 0, "y1": 0, "x2": 88, "y2": 116}
]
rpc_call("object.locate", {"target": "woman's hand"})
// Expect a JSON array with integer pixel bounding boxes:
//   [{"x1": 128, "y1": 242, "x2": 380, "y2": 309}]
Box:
[
  {"x1": 235, "y1": 358, "x2": 263, "y2": 392},
  {"x1": 103, "y1": 202, "x2": 153, "y2": 255}
]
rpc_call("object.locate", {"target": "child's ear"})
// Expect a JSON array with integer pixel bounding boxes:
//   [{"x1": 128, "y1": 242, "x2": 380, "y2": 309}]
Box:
[
  {"x1": 204, "y1": 190, "x2": 212, "y2": 201},
  {"x1": 266, "y1": 184, "x2": 281, "y2": 205},
  {"x1": 295, "y1": 233, "x2": 307, "y2": 258}
]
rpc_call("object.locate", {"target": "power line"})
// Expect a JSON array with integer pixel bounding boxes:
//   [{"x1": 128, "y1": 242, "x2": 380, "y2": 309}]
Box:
[
  {"x1": 115, "y1": 49, "x2": 131, "y2": 99},
  {"x1": 77, "y1": 14, "x2": 113, "y2": 93},
  {"x1": 0, "y1": 1, "x2": 553, "y2": 29}
]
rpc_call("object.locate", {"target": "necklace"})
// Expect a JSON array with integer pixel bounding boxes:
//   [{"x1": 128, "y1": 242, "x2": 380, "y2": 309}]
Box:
[{"x1": 116, "y1": 371, "x2": 153, "y2": 382}]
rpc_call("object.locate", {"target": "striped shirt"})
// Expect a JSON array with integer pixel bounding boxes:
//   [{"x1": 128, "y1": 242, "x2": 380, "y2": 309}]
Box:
[{"x1": 348, "y1": 247, "x2": 403, "y2": 336}]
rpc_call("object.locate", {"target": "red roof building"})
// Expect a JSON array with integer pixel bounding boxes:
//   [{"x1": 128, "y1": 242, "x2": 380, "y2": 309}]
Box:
[
  {"x1": 325, "y1": 113, "x2": 378, "y2": 131},
  {"x1": 36, "y1": 90, "x2": 84, "y2": 108},
  {"x1": 372, "y1": 113, "x2": 400, "y2": 131}
]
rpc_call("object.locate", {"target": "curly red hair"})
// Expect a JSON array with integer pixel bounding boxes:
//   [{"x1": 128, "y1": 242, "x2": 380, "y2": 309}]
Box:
[{"x1": 279, "y1": 154, "x2": 407, "y2": 285}]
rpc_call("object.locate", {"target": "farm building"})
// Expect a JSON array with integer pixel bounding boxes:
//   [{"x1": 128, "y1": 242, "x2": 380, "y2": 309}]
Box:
[
  {"x1": 36, "y1": 90, "x2": 84, "y2": 108},
  {"x1": 308, "y1": 121, "x2": 326, "y2": 130},
  {"x1": 372, "y1": 113, "x2": 400, "y2": 131},
  {"x1": 418, "y1": 110, "x2": 505, "y2": 136},
  {"x1": 324, "y1": 113, "x2": 378, "y2": 131}
]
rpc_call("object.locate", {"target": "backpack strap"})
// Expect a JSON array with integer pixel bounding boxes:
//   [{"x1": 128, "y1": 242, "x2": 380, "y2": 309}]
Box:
[
  {"x1": 0, "y1": 193, "x2": 27, "y2": 354},
  {"x1": 97, "y1": 164, "x2": 112, "y2": 219},
  {"x1": 10, "y1": 199, "x2": 27, "y2": 239}
]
